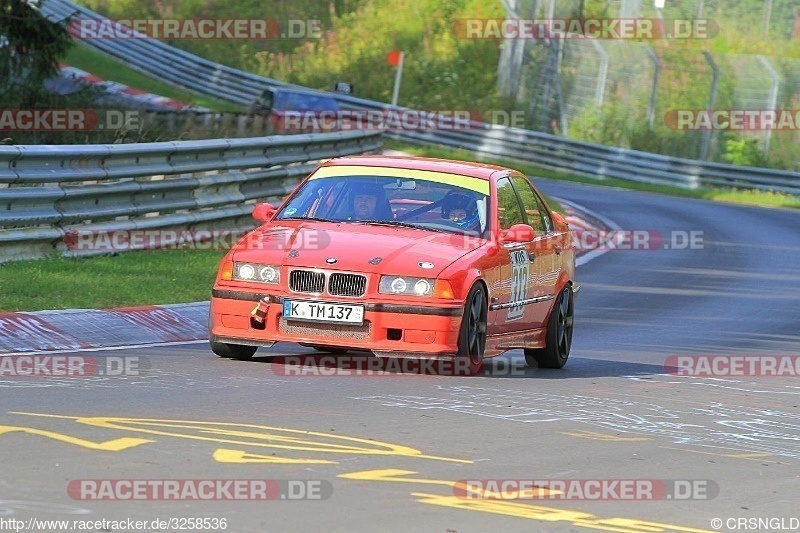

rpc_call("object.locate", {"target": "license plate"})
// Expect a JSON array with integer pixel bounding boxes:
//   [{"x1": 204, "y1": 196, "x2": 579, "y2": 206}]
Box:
[{"x1": 283, "y1": 300, "x2": 364, "y2": 325}]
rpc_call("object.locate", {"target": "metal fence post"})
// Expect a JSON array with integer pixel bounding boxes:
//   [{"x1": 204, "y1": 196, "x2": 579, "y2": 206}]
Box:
[
  {"x1": 764, "y1": 0, "x2": 773, "y2": 35},
  {"x1": 556, "y1": 40, "x2": 567, "y2": 136},
  {"x1": 591, "y1": 40, "x2": 609, "y2": 108},
  {"x1": 699, "y1": 51, "x2": 719, "y2": 161},
  {"x1": 644, "y1": 44, "x2": 660, "y2": 127},
  {"x1": 497, "y1": 0, "x2": 525, "y2": 99},
  {"x1": 758, "y1": 55, "x2": 779, "y2": 156}
]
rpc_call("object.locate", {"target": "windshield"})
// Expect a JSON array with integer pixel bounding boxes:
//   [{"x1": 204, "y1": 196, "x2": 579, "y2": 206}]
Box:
[{"x1": 275, "y1": 171, "x2": 490, "y2": 236}]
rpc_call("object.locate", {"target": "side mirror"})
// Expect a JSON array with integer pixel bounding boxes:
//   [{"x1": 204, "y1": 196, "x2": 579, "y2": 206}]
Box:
[
  {"x1": 551, "y1": 212, "x2": 567, "y2": 227},
  {"x1": 252, "y1": 203, "x2": 276, "y2": 223},
  {"x1": 501, "y1": 223, "x2": 535, "y2": 243}
]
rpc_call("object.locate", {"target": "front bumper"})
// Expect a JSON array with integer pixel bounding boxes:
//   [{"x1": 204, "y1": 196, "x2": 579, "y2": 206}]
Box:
[{"x1": 209, "y1": 289, "x2": 463, "y2": 355}]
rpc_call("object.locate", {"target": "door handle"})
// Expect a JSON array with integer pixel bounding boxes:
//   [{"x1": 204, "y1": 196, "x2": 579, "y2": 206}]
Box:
[
  {"x1": 555, "y1": 246, "x2": 562, "y2": 255},
  {"x1": 528, "y1": 251, "x2": 536, "y2": 261}
]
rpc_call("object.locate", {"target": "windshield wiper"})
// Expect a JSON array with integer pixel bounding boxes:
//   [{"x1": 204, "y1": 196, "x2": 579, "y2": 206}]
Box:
[
  {"x1": 352, "y1": 219, "x2": 444, "y2": 233},
  {"x1": 279, "y1": 216, "x2": 339, "y2": 223}
]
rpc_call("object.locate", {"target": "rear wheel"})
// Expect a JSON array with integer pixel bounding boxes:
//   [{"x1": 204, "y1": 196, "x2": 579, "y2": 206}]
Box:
[
  {"x1": 211, "y1": 340, "x2": 258, "y2": 360},
  {"x1": 457, "y1": 283, "x2": 487, "y2": 376},
  {"x1": 524, "y1": 285, "x2": 574, "y2": 369}
]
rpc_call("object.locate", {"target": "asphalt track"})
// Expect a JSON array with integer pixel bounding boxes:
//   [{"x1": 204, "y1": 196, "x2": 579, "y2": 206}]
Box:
[{"x1": 2, "y1": 179, "x2": 800, "y2": 533}]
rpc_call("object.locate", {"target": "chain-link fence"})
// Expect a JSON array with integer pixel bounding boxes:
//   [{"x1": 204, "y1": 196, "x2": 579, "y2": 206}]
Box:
[{"x1": 499, "y1": 0, "x2": 800, "y2": 169}]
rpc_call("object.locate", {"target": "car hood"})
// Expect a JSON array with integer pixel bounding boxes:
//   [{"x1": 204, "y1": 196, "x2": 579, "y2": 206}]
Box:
[{"x1": 231, "y1": 221, "x2": 483, "y2": 277}]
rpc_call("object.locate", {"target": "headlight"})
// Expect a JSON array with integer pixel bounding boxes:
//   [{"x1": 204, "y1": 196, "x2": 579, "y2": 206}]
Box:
[
  {"x1": 379, "y1": 275, "x2": 435, "y2": 296},
  {"x1": 413, "y1": 279, "x2": 431, "y2": 296},
  {"x1": 258, "y1": 266, "x2": 279, "y2": 283},
  {"x1": 391, "y1": 277, "x2": 407, "y2": 293},
  {"x1": 233, "y1": 262, "x2": 280, "y2": 284}
]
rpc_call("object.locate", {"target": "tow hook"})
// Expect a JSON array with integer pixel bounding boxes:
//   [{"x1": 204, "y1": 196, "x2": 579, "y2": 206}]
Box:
[{"x1": 250, "y1": 297, "x2": 270, "y2": 324}]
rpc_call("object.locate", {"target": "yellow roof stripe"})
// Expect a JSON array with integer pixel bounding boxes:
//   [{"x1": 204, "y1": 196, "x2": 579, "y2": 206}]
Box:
[{"x1": 311, "y1": 165, "x2": 490, "y2": 195}]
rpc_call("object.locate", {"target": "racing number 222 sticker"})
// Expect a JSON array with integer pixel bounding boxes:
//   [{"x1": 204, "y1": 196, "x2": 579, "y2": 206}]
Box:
[{"x1": 507, "y1": 249, "x2": 529, "y2": 321}]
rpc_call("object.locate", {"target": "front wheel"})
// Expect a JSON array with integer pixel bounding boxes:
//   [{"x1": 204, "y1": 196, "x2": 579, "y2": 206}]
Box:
[
  {"x1": 524, "y1": 285, "x2": 574, "y2": 369},
  {"x1": 457, "y1": 283, "x2": 487, "y2": 376},
  {"x1": 211, "y1": 340, "x2": 258, "y2": 360}
]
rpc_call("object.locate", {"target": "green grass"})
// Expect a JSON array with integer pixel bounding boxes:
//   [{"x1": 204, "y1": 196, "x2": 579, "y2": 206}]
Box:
[
  {"x1": 0, "y1": 249, "x2": 226, "y2": 312},
  {"x1": 65, "y1": 45, "x2": 244, "y2": 112},
  {"x1": 385, "y1": 139, "x2": 800, "y2": 211},
  {"x1": 707, "y1": 188, "x2": 800, "y2": 209}
]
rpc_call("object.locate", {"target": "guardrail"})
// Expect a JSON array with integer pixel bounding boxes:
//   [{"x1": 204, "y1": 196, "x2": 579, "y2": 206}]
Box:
[
  {"x1": 41, "y1": 0, "x2": 800, "y2": 195},
  {"x1": 0, "y1": 130, "x2": 383, "y2": 262}
]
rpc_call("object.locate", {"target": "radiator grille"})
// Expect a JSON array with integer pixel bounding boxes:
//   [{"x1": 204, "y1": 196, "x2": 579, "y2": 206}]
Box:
[
  {"x1": 289, "y1": 270, "x2": 325, "y2": 294},
  {"x1": 328, "y1": 273, "x2": 367, "y2": 297}
]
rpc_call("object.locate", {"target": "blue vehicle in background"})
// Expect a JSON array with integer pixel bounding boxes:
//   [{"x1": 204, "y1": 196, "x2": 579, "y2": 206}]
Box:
[{"x1": 248, "y1": 87, "x2": 341, "y2": 134}]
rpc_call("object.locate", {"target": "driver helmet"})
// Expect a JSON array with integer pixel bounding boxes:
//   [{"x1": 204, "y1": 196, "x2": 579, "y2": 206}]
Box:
[
  {"x1": 349, "y1": 181, "x2": 390, "y2": 219},
  {"x1": 441, "y1": 191, "x2": 479, "y2": 229}
]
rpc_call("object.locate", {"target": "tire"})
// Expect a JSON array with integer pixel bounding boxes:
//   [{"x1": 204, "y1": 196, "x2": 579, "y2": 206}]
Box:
[
  {"x1": 525, "y1": 285, "x2": 574, "y2": 369},
  {"x1": 211, "y1": 340, "x2": 258, "y2": 360},
  {"x1": 300, "y1": 343, "x2": 350, "y2": 355},
  {"x1": 457, "y1": 283, "x2": 488, "y2": 376}
]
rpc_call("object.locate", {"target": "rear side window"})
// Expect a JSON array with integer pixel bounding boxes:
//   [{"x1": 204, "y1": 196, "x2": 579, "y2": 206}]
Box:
[
  {"x1": 511, "y1": 175, "x2": 552, "y2": 235},
  {"x1": 495, "y1": 177, "x2": 525, "y2": 231}
]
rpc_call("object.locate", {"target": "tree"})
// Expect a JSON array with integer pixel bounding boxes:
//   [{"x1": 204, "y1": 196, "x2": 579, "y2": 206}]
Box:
[{"x1": 0, "y1": 0, "x2": 72, "y2": 105}]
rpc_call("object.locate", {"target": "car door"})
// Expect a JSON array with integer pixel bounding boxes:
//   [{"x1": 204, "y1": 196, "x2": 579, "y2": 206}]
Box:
[
  {"x1": 487, "y1": 176, "x2": 538, "y2": 336},
  {"x1": 510, "y1": 174, "x2": 560, "y2": 330}
]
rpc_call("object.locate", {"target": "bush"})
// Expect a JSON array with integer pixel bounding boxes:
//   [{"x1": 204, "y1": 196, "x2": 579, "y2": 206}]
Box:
[{"x1": 721, "y1": 135, "x2": 770, "y2": 168}]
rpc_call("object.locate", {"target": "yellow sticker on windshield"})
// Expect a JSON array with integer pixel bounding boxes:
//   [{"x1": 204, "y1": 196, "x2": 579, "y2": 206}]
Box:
[{"x1": 310, "y1": 166, "x2": 490, "y2": 195}]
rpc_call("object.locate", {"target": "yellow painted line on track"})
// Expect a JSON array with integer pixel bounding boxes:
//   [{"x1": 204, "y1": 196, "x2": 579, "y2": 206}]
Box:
[
  {"x1": 8, "y1": 412, "x2": 472, "y2": 463},
  {"x1": 340, "y1": 469, "x2": 713, "y2": 533},
  {"x1": 411, "y1": 492, "x2": 714, "y2": 532},
  {"x1": 562, "y1": 430, "x2": 652, "y2": 442},
  {"x1": 660, "y1": 446, "x2": 778, "y2": 462},
  {"x1": 213, "y1": 448, "x2": 336, "y2": 464},
  {"x1": 0, "y1": 424, "x2": 152, "y2": 451},
  {"x1": 339, "y1": 468, "x2": 563, "y2": 498}
]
